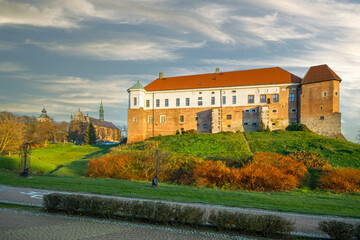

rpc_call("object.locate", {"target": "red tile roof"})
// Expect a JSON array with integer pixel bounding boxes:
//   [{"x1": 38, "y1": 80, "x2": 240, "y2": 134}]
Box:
[
  {"x1": 144, "y1": 67, "x2": 302, "y2": 91},
  {"x1": 302, "y1": 64, "x2": 341, "y2": 84}
]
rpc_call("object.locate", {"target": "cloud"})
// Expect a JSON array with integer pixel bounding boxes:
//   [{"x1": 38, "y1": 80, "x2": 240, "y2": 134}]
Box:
[
  {"x1": 0, "y1": 62, "x2": 26, "y2": 72},
  {"x1": 0, "y1": 42, "x2": 15, "y2": 51},
  {"x1": 25, "y1": 38, "x2": 206, "y2": 61},
  {"x1": 0, "y1": 0, "x2": 112, "y2": 28}
]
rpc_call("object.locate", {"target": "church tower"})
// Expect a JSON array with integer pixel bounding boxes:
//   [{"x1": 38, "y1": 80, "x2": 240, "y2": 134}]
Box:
[{"x1": 99, "y1": 100, "x2": 104, "y2": 121}]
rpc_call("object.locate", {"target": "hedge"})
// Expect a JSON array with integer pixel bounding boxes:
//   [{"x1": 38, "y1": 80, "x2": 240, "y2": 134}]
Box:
[
  {"x1": 319, "y1": 220, "x2": 359, "y2": 240},
  {"x1": 44, "y1": 193, "x2": 294, "y2": 238}
]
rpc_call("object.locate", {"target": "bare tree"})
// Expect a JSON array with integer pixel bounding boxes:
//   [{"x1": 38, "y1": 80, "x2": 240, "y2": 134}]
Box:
[{"x1": 0, "y1": 112, "x2": 25, "y2": 155}]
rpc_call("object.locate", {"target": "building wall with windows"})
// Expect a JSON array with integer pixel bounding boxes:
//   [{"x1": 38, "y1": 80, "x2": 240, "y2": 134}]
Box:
[{"x1": 127, "y1": 65, "x2": 341, "y2": 142}]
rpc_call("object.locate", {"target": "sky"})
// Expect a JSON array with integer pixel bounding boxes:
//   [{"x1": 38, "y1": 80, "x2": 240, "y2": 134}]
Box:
[{"x1": 0, "y1": 0, "x2": 359, "y2": 142}]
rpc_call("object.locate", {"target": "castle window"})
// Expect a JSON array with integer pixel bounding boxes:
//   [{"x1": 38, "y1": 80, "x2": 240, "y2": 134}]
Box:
[
  {"x1": 272, "y1": 109, "x2": 277, "y2": 113},
  {"x1": 211, "y1": 92, "x2": 215, "y2": 94},
  {"x1": 199, "y1": 92, "x2": 202, "y2": 94},
  {"x1": 186, "y1": 98, "x2": 190, "y2": 106},
  {"x1": 244, "y1": 122, "x2": 248, "y2": 125},
  {"x1": 291, "y1": 108, "x2": 297, "y2": 113},
  {"x1": 251, "y1": 108, "x2": 257, "y2": 113},
  {"x1": 253, "y1": 123, "x2": 257, "y2": 126},
  {"x1": 244, "y1": 109, "x2": 250, "y2": 113},
  {"x1": 320, "y1": 116, "x2": 324, "y2": 120},
  {"x1": 323, "y1": 92, "x2": 327, "y2": 97},
  {"x1": 272, "y1": 123, "x2": 276, "y2": 126},
  {"x1": 198, "y1": 97, "x2": 202, "y2": 100},
  {"x1": 148, "y1": 116, "x2": 153, "y2": 123},
  {"x1": 227, "y1": 115, "x2": 232, "y2": 119},
  {"x1": 320, "y1": 106, "x2": 323, "y2": 110},
  {"x1": 227, "y1": 125, "x2": 231, "y2": 128},
  {"x1": 165, "y1": 99, "x2": 169, "y2": 107},
  {"x1": 222, "y1": 96, "x2": 226, "y2": 104},
  {"x1": 160, "y1": 115, "x2": 166, "y2": 123},
  {"x1": 248, "y1": 95, "x2": 254, "y2": 103},
  {"x1": 146, "y1": 100, "x2": 150, "y2": 108},
  {"x1": 203, "y1": 124, "x2": 208, "y2": 128},
  {"x1": 260, "y1": 95, "x2": 266, "y2": 103},
  {"x1": 156, "y1": 99, "x2": 160, "y2": 107},
  {"x1": 133, "y1": 117, "x2": 137, "y2": 123},
  {"x1": 267, "y1": 98, "x2": 271, "y2": 104},
  {"x1": 133, "y1": 97, "x2": 137, "y2": 106},
  {"x1": 180, "y1": 116, "x2": 184, "y2": 122},
  {"x1": 232, "y1": 90, "x2": 236, "y2": 93},
  {"x1": 211, "y1": 97, "x2": 215, "y2": 105},
  {"x1": 198, "y1": 101, "x2": 203, "y2": 106},
  {"x1": 289, "y1": 93, "x2": 295, "y2": 102},
  {"x1": 176, "y1": 98, "x2": 180, "y2": 107},
  {"x1": 273, "y1": 94, "x2": 279, "y2": 102},
  {"x1": 232, "y1": 96, "x2": 236, "y2": 104},
  {"x1": 335, "y1": 91, "x2": 338, "y2": 96}
]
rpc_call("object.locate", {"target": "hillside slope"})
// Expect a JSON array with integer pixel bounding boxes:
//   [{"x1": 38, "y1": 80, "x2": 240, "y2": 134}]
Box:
[
  {"x1": 128, "y1": 131, "x2": 360, "y2": 169},
  {"x1": 0, "y1": 144, "x2": 113, "y2": 176}
]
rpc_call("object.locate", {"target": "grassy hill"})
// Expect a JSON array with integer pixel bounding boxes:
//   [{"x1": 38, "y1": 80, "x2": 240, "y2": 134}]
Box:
[
  {"x1": 0, "y1": 144, "x2": 113, "y2": 177},
  {"x1": 128, "y1": 131, "x2": 360, "y2": 169}
]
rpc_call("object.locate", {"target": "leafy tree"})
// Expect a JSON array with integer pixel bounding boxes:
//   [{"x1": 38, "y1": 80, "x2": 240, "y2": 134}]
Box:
[
  {"x1": 0, "y1": 112, "x2": 25, "y2": 154},
  {"x1": 68, "y1": 121, "x2": 87, "y2": 144},
  {"x1": 85, "y1": 122, "x2": 97, "y2": 145}
]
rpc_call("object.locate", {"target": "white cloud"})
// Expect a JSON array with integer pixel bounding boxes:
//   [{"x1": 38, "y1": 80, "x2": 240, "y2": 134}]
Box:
[
  {"x1": 0, "y1": 62, "x2": 26, "y2": 72},
  {"x1": 25, "y1": 38, "x2": 206, "y2": 61},
  {"x1": 0, "y1": 42, "x2": 15, "y2": 51}
]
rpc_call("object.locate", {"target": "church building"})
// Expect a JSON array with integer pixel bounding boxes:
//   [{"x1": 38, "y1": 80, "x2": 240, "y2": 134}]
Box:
[
  {"x1": 127, "y1": 65, "x2": 342, "y2": 143},
  {"x1": 70, "y1": 102, "x2": 121, "y2": 142}
]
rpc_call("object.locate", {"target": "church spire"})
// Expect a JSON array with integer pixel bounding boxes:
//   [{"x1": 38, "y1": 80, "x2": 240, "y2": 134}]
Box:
[{"x1": 99, "y1": 100, "x2": 104, "y2": 121}]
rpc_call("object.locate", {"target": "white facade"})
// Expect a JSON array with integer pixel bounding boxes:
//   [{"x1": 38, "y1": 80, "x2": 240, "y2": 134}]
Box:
[{"x1": 129, "y1": 83, "x2": 298, "y2": 110}]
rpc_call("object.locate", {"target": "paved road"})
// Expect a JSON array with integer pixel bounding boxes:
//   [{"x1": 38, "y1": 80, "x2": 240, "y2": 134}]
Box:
[
  {"x1": 1, "y1": 208, "x2": 255, "y2": 240},
  {"x1": 1, "y1": 185, "x2": 359, "y2": 238}
]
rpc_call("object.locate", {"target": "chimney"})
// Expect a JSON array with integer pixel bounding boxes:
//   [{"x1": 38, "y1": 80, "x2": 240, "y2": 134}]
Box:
[
  {"x1": 215, "y1": 67, "x2": 220, "y2": 74},
  {"x1": 159, "y1": 72, "x2": 164, "y2": 79}
]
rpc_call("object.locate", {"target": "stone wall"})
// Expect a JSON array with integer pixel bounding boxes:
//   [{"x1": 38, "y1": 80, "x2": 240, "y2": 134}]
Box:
[{"x1": 301, "y1": 113, "x2": 341, "y2": 138}]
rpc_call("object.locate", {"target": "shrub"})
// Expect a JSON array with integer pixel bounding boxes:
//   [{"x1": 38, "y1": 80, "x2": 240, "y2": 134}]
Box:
[
  {"x1": 193, "y1": 160, "x2": 241, "y2": 189},
  {"x1": 209, "y1": 210, "x2": 294, "y2": 237},
  {"x1": 183, "y1": 129, "x2": 197, "y2": 134},
  {"x1": 176, "y1": 130, "x2": 180, "y2": 135},
  {"x1": 239, "y1": 152, "x2": 307, "y2": 191},
  {"x1": 286, "y1": 123, "x2": 311, "y2": 132},
  {"x1": 319, "y1": 168, "x2": 360, "y2": 193},
  {"x1": 319, "y1": 221, "x2": 355, "y2": 240},
  {"x1": 288, "y1": 151, "x2": 331, "y2": 170}
]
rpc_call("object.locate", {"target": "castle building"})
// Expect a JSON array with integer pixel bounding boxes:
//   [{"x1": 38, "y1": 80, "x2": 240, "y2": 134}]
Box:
[
  {"x1": 70, "y1": 102, "x2": 121, "y2": 142},
  {"x1": 37, "y1": 108, "x2": 51, "y2": 122},
  {"x1": 127, "y1": 65, "x2": 341, "y2": 143}
]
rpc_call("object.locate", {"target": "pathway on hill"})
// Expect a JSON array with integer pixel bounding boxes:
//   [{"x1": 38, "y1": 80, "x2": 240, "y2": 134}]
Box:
[
  {"x1": 242, "y1": 132, "x2": 253, "y2": 155},
  {"x1": 1, "y1": 185, "x2": 360, "y2": 239}
]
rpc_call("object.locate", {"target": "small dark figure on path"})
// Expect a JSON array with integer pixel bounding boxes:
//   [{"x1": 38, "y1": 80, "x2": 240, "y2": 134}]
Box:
[{"x1": 152, "y1": 175, "x2": 158, "y2": 188}]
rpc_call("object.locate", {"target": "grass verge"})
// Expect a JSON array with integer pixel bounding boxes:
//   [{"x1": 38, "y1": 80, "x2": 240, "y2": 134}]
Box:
[{"x1": 1, "y1": 171, "x2": 359, "y2": 218}]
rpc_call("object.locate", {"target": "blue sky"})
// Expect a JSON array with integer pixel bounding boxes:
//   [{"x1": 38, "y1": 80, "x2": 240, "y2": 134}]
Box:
[{"x1": 0, "y1": 0, "x2": 359, "y2": 142}]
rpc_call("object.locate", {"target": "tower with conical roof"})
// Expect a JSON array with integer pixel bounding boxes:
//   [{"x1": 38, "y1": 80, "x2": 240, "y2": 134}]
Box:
[{"x1": 99, "y1": 100, "x2": 104, "y2": 121}]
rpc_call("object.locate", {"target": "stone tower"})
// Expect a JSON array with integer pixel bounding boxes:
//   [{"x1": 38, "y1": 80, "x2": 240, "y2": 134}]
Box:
[
  {"x1": 300, "y1": 64, "x2": 341, "y2": 138},
  {"x1": 99, "y1": 100, "x2": 104, "y2": 121},
  {"x1": 37, "y1": 107, "x2": 51, "y2": 122}
]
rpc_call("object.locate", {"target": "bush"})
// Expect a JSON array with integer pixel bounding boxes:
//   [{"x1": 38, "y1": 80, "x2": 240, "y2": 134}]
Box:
[
  {"x1": 319, "y1": 221, "x2": 355, "y2": 240},
  {"x1": 209, "y1": 210, "x2": 294, "y2": 237},
  {"x1": 239, "y1": 152, "x2": 308, "y2": 191},
  {"x1": 289, "y1": 151, "x2": 331, "y2": 170},
  {"x1": 319, "y1": 168, "x2": 360, "y2": 193},
  {"x1": 193, "y1": 160, "x2": 241, "y2": 189},
  {"x1": 286, "y1": 123, "x2": 311, "y2": 132},
  {"x1": 183, "y1": 129, "x2": 197, "y2": 134}
]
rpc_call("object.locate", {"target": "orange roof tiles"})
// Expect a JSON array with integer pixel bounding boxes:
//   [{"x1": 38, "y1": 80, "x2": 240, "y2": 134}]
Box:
[
  {"x1": 302, "y1": 64, "x2": 341, "y2": 85},
  {"x1": 144, "y1": 67, "x2": 302, "y2": 91}
]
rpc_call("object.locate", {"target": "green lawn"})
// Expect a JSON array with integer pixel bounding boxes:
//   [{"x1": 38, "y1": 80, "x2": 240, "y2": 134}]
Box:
[
  {"x1": 1, "y1": 170, "x2": 359, "y2": 218},
  {"x1": 245, "y1": 131, "x2": 360, "y2": 169},
  {"x1": 0, "y1": 144, "x2": 113, "y2": 177},
  {"x1": 128, "y1": 132, "x2": 252, "y2": 160}
]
